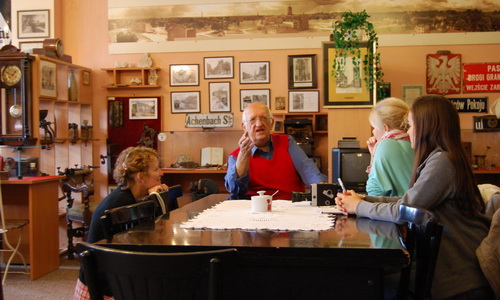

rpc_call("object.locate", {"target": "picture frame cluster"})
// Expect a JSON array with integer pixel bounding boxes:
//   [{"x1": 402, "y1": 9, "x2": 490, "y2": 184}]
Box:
[{"x1": 168, "y1": 54, "x2": 321, "y2": 114}]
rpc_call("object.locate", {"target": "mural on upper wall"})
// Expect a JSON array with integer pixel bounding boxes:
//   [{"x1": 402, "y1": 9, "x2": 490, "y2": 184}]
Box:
[
  {"x1": 108, "y1": 0, "x2": 500, "y2": 54},
  {"x1": 0, "y1": 0, "x2": 12, "y2": 48}
]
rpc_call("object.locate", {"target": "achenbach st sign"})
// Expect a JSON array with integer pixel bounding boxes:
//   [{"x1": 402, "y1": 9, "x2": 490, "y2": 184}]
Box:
[{"x1": 185, "y1": 113, "x2": 234, "y2": 128}]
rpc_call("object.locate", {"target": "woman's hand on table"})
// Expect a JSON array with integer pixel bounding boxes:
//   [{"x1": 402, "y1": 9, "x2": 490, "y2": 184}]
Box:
[
  {"x1": 335, "y1": 190, "x2": 362, "y2": 215},
  {"x1": 148, "y1": 184, "x2": 169, "y2": 194}
]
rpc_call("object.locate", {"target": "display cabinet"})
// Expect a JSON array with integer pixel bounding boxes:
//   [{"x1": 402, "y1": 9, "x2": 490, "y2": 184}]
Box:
[
  {"x1": 0, "y1": 54, "x2": 94, "y2": 178},
  {"x1": 101, "y1": 67, "x2": 161, "y2": 89}
]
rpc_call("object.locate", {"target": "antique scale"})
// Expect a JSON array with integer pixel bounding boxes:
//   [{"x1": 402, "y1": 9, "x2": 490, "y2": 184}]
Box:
[{"x1": 0, "y1": 45, "x2": 36, "y2": 146}]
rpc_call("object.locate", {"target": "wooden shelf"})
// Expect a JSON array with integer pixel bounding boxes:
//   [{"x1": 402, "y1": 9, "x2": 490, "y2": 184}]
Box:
[
  {"x1": 102, "y1": 67, "x2": 161, "y2": 89},
  {"x1": 272, "y1": 112, "x2": 328, "y2": 134}
]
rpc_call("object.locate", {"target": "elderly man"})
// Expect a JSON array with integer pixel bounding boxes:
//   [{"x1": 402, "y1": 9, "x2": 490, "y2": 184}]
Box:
[{"x1": 225, "y1": 102, "x2": 327, "y2": 200}]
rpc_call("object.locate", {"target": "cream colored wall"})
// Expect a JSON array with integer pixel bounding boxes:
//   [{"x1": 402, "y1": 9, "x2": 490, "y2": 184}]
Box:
[{"x1": 58, "y1": 0, "x2": 500, "y2": 199}]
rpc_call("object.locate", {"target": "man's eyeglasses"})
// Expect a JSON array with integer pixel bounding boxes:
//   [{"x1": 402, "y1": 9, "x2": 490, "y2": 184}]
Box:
[{"x1": 244, "y1": 116, "x2": 272, "y2": 125}]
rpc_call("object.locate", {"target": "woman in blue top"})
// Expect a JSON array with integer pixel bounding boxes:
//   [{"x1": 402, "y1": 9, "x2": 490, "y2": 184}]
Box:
[{"x1": 366, "y1": 97, "x2": 414, "y2": 197}]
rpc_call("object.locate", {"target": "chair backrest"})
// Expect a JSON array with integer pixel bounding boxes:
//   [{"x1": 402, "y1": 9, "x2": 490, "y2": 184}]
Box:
[
  {"x1": 398, "y1": 203, "x2": 444, "y2": 300},
  {"x1": 62, "y1": 182, "x2": 94, "y2": 221},
  {"x1": 77, "y1": 241, "x2": 238, "y2": 300},
  {"x1": 100, "y1": 200, "x2": 157, "y2": 241}
]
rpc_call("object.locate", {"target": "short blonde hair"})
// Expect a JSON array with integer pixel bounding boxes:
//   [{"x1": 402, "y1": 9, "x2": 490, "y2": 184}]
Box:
[
  {"x1": 369, "y1": 97, "x2": 410, "y2": 131},
  {"x1": 113, "y1": 146, "x2": 159, "y2": 189}
]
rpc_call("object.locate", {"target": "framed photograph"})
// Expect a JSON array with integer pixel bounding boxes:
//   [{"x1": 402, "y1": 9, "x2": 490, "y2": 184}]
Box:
[
  {"x1": 240, "y1": 89, "x2": 270, "y2": 111},
  {"x1": 288, "y1": 54, "x2": 317, "y2": 89},
  {"x1": 17, "y1": 10, "x2": 50, "y2": 39},
  {"x1": 402, "y1": 85, "x2": 423, "y2": 105},
  {"x1": 275, "y1": 96, "x2": 286, "y2": 110},
  {"x1": 209, "y1": 82, "x2": 231, "y2": 112},
  {"x1": 204, "y1": 56, "x2": 234, "y2": 79},
  {"x1": 171, "y1": 91, "x2": 201, "y2": 113},
  {"x1": 170, "y1": 64, "x2": 199, "y2": 86},
  {"x1": 289, "y1": 91, "x2": 319, "y2": 113},
  {"x1": 39, "y1": 60, "x2": 57, "y2": 98},
  {"x1": 323, "y1": 42, "x2": 376, "y2": 108},
  {"x1": 239, "y1": 61, "x2": 270, "y2": 84},
  {"x1": 129, "y1": 98, "x2": 158, "y2": 120},
  {"x1": 19, "y1": 41, "x2": 43, "y2": 52},
  {"x1": 82, "y1": 70, "x2": 91, "y2": 85}
]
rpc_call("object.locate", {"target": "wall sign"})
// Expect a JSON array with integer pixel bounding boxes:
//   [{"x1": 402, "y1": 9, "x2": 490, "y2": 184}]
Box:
[
  {"x1": 448, "y1": 97, "x2": 488, "y2": 113},
  {"x1": 185, "y1": 113, "x2": 234, "y2": 128},
  {"x1": 463, "y1": 63, "x2": 500, "y2": 93},
  {"x1": 426, "y1": 53, "x2": 461, "y2": 95}
]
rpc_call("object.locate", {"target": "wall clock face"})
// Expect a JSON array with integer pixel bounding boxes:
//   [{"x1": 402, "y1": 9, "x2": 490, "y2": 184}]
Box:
[{"x1": 1, "y1": 64, "x2": 22, "y2": 86}]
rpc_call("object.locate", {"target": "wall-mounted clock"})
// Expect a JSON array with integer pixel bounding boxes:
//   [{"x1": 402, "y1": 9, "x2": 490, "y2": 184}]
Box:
[{"x1": 0, "y1": 45, "x2": 36, "y2": 146}]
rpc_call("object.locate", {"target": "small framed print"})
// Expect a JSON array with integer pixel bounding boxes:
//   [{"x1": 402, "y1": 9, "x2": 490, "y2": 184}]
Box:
[
  {"x1": 170, "y1": 64, "x2": 199, "y2": 86},
  {"x1": 82, "y1": 70, "x2": 91, "y2": 85},
  {"x1": 275, "y1": 96, "x2": 286, "y2": 110},
  {"x1": 288, "y1": 54, "x2": 317, "y2": 89},
  {"x1": 19, "y1": 41, "x2": 43, "y2": 52},
  {"x1": 209, "y1": 82, "x2": 231, "y2": 112},
  {"x1": 129, "y1": 98, "x2": 158, "y2": 120},
  {"x1": 39, "y1": 60, "x2": 57, "y2": 98},
  {"x1": 289, "y1": 91, "x2": 319, "y2": 113},
  {"x1": 240, "y1": 61, "x2": 270, "y2": 84},
  {"x1": 240, "y1": 89, "x2": 270, "y2": 111},
  {"x1": 204, "y1": 56, "x2": 234, "y2": 79},
  {"x1": 171, "y1": 91, "x2": 201, "y2": 113},
  {"x1": 17, "y1": 10, "x2": 50, "y2": 39}
]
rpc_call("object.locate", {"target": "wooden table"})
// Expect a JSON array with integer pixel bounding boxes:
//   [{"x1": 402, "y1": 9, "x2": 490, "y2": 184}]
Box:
[
  {"x1": 473, "y1": 167, "x2": 500, "y2": 186},
  {"x1": 100, "y1": 194, "x2": 409, "y2": 299},
  {"x1": 1, "y1": 176, "x2": 61, "y2": 280}
]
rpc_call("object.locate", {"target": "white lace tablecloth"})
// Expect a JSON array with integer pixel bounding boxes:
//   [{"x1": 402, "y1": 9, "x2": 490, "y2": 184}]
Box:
[{"x1": 180, "y1": 200, "x2": 335, "y2": 231}]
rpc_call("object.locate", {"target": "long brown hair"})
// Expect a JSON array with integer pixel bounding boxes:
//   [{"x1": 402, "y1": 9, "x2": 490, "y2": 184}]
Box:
[{"x1": 410, "y1": 95, "x2": 485, "y2": 216}]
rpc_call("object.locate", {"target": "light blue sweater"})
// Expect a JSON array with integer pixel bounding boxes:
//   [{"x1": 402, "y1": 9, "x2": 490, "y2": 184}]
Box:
[{"x1": 366, "y1": 138, "x2": 414, "y2": 197}]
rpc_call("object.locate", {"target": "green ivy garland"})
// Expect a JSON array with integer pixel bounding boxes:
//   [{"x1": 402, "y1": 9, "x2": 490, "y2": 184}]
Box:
[{"x1": 331, "y1": 10, "x2": 386, "y2": 99}]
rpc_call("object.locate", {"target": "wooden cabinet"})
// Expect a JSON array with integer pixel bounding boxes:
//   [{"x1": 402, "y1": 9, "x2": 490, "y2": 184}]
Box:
[
  {"x1": 102, "y1": 67, "x2": 161, "y2": 89},
  {"x1": 272, "y1": 113, "x2": 328, "y2": 134},
  {"x1": 0, "y1": 55, "x2": 94, "y2": 177}
]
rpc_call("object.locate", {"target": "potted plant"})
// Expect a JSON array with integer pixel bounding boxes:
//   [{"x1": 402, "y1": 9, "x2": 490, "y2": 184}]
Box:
[{"x1": 331, "y1": 10, "x2": 386, "y2": 99}]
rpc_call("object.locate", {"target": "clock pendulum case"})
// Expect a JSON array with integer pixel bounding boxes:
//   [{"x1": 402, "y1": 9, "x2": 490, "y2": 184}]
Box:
[{"x1": 0, "y1": 46, "x2": 36, "y2": 146}]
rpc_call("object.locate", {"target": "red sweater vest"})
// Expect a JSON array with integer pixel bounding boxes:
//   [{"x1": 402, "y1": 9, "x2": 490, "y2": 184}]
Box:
[{"x1": 231, "y1": 135, "x2": 305, "y2": 199}]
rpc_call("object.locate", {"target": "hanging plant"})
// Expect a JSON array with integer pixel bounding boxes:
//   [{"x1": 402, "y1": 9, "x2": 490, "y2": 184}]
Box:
[{"x1": 331, "y1": 10, "x2": 386, "y2": 99}]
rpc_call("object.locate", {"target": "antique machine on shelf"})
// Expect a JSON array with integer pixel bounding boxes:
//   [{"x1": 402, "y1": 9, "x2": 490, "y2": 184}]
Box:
[{"x1": 0, "y1": 45, "x2": 36, "y2": 146}]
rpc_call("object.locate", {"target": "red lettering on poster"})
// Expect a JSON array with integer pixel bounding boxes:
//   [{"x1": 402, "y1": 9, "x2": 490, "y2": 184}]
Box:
[{"x1": 463, "y1": 63, "x2": 500, "y2": 93}]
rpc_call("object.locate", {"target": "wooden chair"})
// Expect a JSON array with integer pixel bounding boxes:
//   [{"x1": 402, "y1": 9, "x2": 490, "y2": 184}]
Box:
[
  {"x1": 77, "y1": 241, "x2": 238, "y2": 300},
  {"x1": 100, "y1": 200, "x2": 157, "y2": 241},
  {"x1": 62, "y1": 182, "x2": 96, "y2": 259},
  {"x1": 0, "y1": 185, "x2": 29, "y2": 284},
  {"x1": 397, "y1": 203, "x2": 444, "y2": 300}
]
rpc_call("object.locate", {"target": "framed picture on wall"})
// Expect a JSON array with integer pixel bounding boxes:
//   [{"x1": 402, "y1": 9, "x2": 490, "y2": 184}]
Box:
[
  {"x1": 288, "y1": 54, "x2": 317, "y2": 89},
  {"x1": 17, "y1": 10, "x2": 50, "y2": 39},
  {"x1": 19, "y1": 41, "x2": 43, "y2": 52},
  {"x1": 170, "y1": 64, "x2": 199, "y2": 86},
  {"x1": 209, "y1": 82, "x2": 231, "y2": 112},
  {"x1": 239, "y1": 61, "x2": 270, "y2": 84},
  {"x1": 323, "y1": 41, "x2": 376, "y2": 108},
  {"x1": 39, "y1": 60, "x2": 57, "y2": 98},
  {"x1": 129, "y1": 98, "x2": 158, "y2": 120},
  {"x1": 204, "y1": 56, "x2": 234, "y2": 79},
  {"x1": 171, "y1": 91, "x2": 201, "y2": 113},
  {"x1": 240, "y1": 89, "x2": 270, "y2": 111},
  {"x1": 289, "y1": 91, "x2": 319, "y2": 113},
  {"x1": 82, "y1": 70, "x2": 91, "y2": 85}
]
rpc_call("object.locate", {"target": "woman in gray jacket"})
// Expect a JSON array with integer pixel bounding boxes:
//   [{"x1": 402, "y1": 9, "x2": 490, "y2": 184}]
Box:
[{"x1": 336, "y1": 95, "x2": 492, "y2": 299}]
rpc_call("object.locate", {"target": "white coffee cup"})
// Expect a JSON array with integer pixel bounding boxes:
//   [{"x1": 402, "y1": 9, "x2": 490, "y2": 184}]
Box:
[{"x1": 251, "y1": 190, "x2": 272, "y2": 213}]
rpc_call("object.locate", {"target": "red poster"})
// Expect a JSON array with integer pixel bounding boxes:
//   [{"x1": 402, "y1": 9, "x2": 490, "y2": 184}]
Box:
[
  {"x1": 426, "y1": 53, "x2": 462, "y2": 95},
  {"x1": 463, "y1": 63, "x2": 500, "y2": 93}
]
